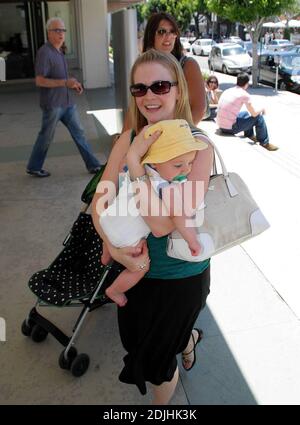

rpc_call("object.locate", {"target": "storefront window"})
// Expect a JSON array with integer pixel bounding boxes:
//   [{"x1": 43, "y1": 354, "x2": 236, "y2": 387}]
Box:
[
  {"x1": 47, "y1": 1, "x2": 74, "y2": 57},
  {"x1": 0, "y1": 2, "x2": 33, "y2": 79}
]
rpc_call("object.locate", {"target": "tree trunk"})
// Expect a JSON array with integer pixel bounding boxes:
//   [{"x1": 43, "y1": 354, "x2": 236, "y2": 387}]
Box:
[
  {"x1": 251, "y1": 33, "x2": 260, "y2": 88},
  {"x1": 249, "y1": 20, "x2": 264, "y2": 88},
  {"x1": 193, "y1": 13, "x2": 200, "y2": 38}
]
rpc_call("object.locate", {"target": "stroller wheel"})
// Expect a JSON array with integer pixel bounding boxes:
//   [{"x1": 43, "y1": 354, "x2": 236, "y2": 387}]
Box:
[
  {"x1": 70, "y1": 353, "x2": 90, "y2": 377},
  {"x1": 59, "y1": 347, "x2": 78, "y2": 370},
  {"x1": 31, "y1": 324, "x2": 48, "y2": 343},
  {"x1": 21, "y1": 319, "x2": 35, "y2": 337}
]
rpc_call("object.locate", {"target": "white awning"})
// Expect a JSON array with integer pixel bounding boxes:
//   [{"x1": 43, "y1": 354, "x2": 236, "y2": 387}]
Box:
[{"x1": 288, "y1": 19, "x2": 300, "y2": 28}]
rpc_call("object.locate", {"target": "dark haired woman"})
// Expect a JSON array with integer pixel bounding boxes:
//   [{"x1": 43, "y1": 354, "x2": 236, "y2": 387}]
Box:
[
  {"x1": 204, "y1": 75, "x2": 221, "y2": 120},
  {"x1": 142, "y1": 12, "x2": 207, "y2": 125}
]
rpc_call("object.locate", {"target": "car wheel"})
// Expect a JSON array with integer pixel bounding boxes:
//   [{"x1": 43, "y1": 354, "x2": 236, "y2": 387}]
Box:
[
  {"x1": 222, "y1": 65, "x2": 228, "y2": 74},
  {"x1": 192, "y1": 49, "x2": 196, "y2": 55},
  {"x1": 278, "y1": 80, "x2": 287, "y2": 91},
  {"x1": 200, "y1": 50, "x2": 204, "y2": 56}
]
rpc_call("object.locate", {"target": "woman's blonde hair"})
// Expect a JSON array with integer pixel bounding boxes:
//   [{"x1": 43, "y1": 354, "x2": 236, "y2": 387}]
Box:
[{"x1": 129, "y1": 49, "x2": 193, "y2": 133}]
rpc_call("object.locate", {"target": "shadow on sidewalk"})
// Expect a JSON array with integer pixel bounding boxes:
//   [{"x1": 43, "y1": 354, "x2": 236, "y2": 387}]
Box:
[{"x1": 179, "y1": 307, "x2": 257, "y2": 405}]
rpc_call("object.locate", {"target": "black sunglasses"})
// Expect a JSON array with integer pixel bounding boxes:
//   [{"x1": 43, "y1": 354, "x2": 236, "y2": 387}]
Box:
[
  {"x1": 156, "y1": 28, "x2": 177, "y2": 37},
  {"x1": 49, "y1": 28, "x2": 67, "y2": 33},
  {"x1": 130, "y1": 80, "x2": 178, "y2": 97}
]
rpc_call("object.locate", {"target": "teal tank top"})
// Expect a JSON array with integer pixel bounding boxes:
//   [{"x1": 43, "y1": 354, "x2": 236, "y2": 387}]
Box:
[{"x1": 145, "y1": 233, "x2": 210, "y2": 280}]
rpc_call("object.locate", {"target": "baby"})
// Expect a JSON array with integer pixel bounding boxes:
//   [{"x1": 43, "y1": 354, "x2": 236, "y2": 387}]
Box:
[{"x1": 100, "y1": 119, "x2": 208, "y2": 306}]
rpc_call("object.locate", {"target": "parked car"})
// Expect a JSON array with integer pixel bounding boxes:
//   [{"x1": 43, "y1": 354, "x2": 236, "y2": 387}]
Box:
[
  {"x1": 222, "y1": 36, "x2": 243, "y2": 45},
  {"x1": 267, "y1": 39, "x2": 294, "y2": 51},
  {"x1": 284, "y1": 45, "x2": 300, "y2": 54},
  {"x1": 180, "y1": 37, "x2": 191, "y2": 53},
  {"x1": 188, "y1": 36, "x2": 196, "y2": 44},
  {"x1": 191, "y1": 38, "x2": 214, "y2": 56},
  {"x1": 258, "y1": 51, "x2": 300, "y2": 94},
  {"x1": 208, "y1": 43, "x2": 252, "y2": 74},
  {"x1": 241, "y1": 41, "x2": 267, "y2": 57}
]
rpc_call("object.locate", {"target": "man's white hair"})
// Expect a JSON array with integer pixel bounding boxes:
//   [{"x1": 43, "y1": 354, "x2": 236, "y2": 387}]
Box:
[{"x1": 46, "y1": 17, "x2": 65, "y2": 30}]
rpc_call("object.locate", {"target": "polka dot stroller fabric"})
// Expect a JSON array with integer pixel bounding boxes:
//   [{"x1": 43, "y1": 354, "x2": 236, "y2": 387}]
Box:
[{"x1": 28, "y1": 212, "x2": 123, "y2": 306}]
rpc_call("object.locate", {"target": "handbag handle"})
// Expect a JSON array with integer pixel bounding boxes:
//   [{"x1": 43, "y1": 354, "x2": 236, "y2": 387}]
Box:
[{"x1": 192, "y1": 129, "x2": 238, "y2": 197}]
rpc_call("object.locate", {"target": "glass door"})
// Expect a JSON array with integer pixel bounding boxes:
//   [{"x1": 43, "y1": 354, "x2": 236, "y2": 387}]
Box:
[
  {"x1": 25, "y1": 0, "x2": 47, "y2": 64},
  {"x1": 0, "y1": 1, "x2": 46, "y2": 80}
]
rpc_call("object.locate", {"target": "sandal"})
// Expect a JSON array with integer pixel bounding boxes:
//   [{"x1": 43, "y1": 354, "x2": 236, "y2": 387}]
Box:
[{"x1": 182, "y1": 328, "x2": 203, "y2": 371}]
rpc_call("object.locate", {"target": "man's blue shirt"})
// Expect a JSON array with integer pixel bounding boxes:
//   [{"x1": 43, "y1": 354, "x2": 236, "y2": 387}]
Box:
[{"x1": 35, "y1": 41, "x2": 74, "y2": 109}]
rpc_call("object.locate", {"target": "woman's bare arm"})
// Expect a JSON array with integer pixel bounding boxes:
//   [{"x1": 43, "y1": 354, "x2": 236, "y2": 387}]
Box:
[
  {"x1": 121, "y1": 109, "x2": 132, "y2": 133},
  {"x1": 91, "y1": 131, "x2": 149, "y2": 271},
  {"x1": 183, "y1": 58, "x2": 206, "y2": 125}
]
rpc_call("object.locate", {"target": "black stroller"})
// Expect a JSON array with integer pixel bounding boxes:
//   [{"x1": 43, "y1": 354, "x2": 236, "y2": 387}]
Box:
[{"x1": 21, "y1": 168, "x2": 123, "y2": 377}]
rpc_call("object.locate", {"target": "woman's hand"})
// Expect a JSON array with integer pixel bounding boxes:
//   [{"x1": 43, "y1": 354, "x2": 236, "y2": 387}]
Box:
[
  {"x1": 127, "y1": 126, "x2": 161, "y2": 165},
  {"x1": 108, "y1": 239, "x2": 150, "y2": 273}
]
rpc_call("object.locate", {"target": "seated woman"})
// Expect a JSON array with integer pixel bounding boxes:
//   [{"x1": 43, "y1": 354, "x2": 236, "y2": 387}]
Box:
[{"x1": 204, "y1": 75, "x2": 222, "y2": 120}]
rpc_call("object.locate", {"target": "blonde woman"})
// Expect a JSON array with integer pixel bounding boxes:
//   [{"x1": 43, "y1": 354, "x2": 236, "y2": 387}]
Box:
[{"x1": 92, "y1": 50, "x2": 213, "y2": 404}]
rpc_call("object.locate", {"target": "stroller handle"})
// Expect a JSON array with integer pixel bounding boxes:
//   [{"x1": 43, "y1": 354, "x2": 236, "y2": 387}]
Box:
[{"x1": 81, "y1": 165, "x2": 106, "y2": 206}]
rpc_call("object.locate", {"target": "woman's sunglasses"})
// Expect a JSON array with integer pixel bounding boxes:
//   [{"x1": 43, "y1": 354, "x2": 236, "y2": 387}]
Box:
[
  {"x1": 130, "y1": 81, "x2": 178, "y2": 97},
  {"x1": 156, "y1": 28, "x2": 177, "y2": 37},
  {"x1": 208, "y1": 80, "x2": 218, "y2": 84}
]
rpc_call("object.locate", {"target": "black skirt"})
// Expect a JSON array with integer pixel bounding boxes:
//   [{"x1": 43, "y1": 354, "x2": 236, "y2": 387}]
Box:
[{"x1": 118, "y1": 265, "x2": 210, "y2": 395}]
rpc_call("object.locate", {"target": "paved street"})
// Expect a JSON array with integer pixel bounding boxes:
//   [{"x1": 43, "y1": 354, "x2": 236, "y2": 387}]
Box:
[{"x1": 1, "y1": 59, "x2": 300, "y2": 404}]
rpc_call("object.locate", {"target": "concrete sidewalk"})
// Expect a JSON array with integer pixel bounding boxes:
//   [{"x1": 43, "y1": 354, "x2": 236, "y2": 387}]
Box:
[{"x1": 0, "y1": 79, "x2": 300, "y2": 405}]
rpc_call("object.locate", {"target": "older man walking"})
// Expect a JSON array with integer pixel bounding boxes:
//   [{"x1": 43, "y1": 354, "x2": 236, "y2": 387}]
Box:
[{"x1": 26, "y1": 17, "x2": 101, "y2": 177}]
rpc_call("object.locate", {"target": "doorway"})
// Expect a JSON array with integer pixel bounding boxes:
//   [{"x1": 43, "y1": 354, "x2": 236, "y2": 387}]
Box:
[{"x1": 0, "y1": 1, "x2": 47, "y2": 80}]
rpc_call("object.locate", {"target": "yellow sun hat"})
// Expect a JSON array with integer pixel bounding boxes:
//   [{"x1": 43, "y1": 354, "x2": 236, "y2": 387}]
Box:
[{"x1": 141, "y1": 119, "x2": 207, "y2": 165}]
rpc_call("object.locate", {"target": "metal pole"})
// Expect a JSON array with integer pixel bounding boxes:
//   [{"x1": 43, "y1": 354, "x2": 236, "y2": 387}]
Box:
[
  {"x1": 211, "y1": 13, "x2": 216, "y2": 74},
  {"x1": 275, "y1": 65, "x2": 279, "y2": 93},
  {"x1": 274, "y1": 53, "x2": 280, "y2": 93},
  {"x1": 211, "y1": 21, "x2": 215, "y2": 74}
]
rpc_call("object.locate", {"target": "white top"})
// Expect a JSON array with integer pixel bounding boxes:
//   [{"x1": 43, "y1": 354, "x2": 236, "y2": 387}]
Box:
[{"x1": 99, "y1": 166, "x2": 169, "y2": 248}]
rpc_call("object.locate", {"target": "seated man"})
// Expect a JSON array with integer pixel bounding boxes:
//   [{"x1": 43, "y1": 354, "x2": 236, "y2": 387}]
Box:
[{"x1": 216, "y1": 73, "x2": 278, "y2": 151}]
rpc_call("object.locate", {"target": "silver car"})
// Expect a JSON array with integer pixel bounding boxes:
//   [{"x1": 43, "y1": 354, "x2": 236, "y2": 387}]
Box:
[
  {"x1": 191, "y1": 39, "x2": 214, "y2": 56},
  {"x1": 267, "y1": 39, "x2": 294, "y2": 52},
  {"x1": 180, "y1": 37, "x2": 191, "y2": 53},
  {"x1": 208, "y1": 43, "x2": 252, "y2": 74}
]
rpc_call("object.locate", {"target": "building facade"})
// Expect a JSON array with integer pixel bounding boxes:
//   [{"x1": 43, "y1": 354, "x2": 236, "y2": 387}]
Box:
[{"x1": 0, "y1": 0, "x2": 140, "y2": 89}]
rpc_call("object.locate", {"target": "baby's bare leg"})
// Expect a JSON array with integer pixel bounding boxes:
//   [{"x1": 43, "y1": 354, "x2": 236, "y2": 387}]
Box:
[{"x1": 105, "y1": 268, "x2": 147, "y2": 307}]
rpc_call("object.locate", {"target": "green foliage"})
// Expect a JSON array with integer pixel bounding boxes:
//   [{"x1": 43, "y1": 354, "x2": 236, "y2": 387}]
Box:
[
  {"x1": 191, "y1": 0, "x2": 210, "y2": 16},
  {"x1": 206, "y1": 0, "x2": 298, "y2": 87},
  {"x1": 202, "y1": 70, "x2": 210, "y2": 81},
  {"x1": 134, "y1": 3, "x2": 148, "y2": 25},
  {"x1": 206, "y1": 0, "x2": 298, "y2": 24},
  {"x1": 141, "y1": 0, "x2": 193, "y2": 31},
  {"x1": 284, "y1": 27, "x2": 291, "y2": 39},
  {"x1": 190, "y1": 0, "x2": 211, "y2": 37}
]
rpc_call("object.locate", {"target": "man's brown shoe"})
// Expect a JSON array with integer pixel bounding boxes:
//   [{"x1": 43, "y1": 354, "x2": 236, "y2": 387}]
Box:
[
  {"x1": 262, "y1": 143, "x2": 279, "y2": 151},
  {"x1": 248, "y1": 135, "x2": 258, "y2": 144}
]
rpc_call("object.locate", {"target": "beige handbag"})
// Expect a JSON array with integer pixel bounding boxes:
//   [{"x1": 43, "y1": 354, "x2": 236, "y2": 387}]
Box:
[{"x1": 167, "y1": 134, "x2": 270, "y2": 262}]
